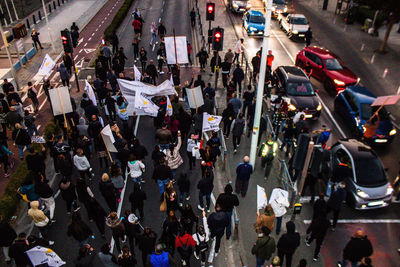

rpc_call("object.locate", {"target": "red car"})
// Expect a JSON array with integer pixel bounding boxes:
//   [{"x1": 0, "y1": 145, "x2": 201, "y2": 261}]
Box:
[{"x1": 295, "y1": 46, "x2": 359, "y2": 92}]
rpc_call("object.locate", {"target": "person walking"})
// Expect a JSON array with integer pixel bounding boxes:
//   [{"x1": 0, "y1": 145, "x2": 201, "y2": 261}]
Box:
[
  {"x1": 59, "y1": 178, "x2": 80, "y2": 214},
  {"x1": 138, "y1": 227, "x2": 157, "y2": 266},
  {"x1": 98, "y1": 243, "x2": 119, "y2": 267},
  {"x1": 31, "y1": 29, "x2": 43, "y2": 49},
  {"x1": 224, "y1": 48, "x2": 234, "y2": 69},
  {"x1": 196, "y1": 47, "x2": 208, "y2": 72},
  {"x1": 231, "y1": 113, "x2": 245, "y2": 153},
  {"x1": 27, "y1": 201, "x2": 55, "y2": 245},
  {"x1": 67, "y1": 211, "x2": 93, "y2": 246},
  {"x1": 326, "y1": 181, "x2": 347, "y2": 231},
  {"x1": 127, "y1": 154, "x2": 146, "y2": 185},
  {"x1": 269, "y1": 187, "x2": 289, "y2": 235},
  {"x1": 0, "y1": 217, "x2": 17, "y2": 264},
  {"x1": 338, "y1": 230, "x2": 373, "y2": 267},
  {"x1": 86, "y1": 197, "x2": 107, "y2": 238},
  {"x1": 216, "y1": 183, "x2": 239, "y2": 240},
  {"x1": 165, "y1": 132, "x2": 183, "y2": 181},
  {"x1": 233, "y1": 39, "x2": 244, "y2": 63},
  {"x1": 8, "y1": 233, "x2": 31, "y2": 267},
  {"x1": 178, "y1": 173, "x2": 191, "y2": 205},
  {"x1": 118, "y1": 245, "x2": 137, "y2": 266},
  {"x1": 251, "y1": 226, "x2": 276, "y2": 267},
  {"x1": 189, "y1": 8, "x2": 196, "y2": 27},
  {"x1": 157, "y1": 22, "x2": 167, "y2": 40},
  {"x1": 146, "y1": 60, "x2": 158, "y2": 85},
  {"x1": 175, "y1": 228, "x2": 197, "y2": 266},
  {"x1": 305, "y1": 27, "x2": 312, "y2": 47},
  {"x1": 34, "y1": 174, "x2": 56, "y2": 222},
  {"x1": 232, "y1": 64, "x2": 244, "y2": 94},
  {"x1": 235, "y1": 156, "x2": 253, "y2": 197},
  {"x1": 12, "y1": 123, "x2": 31, "y2": 160},
  {"x1": 106, "y1": 212, "x2": 127, "y2": 254},
  {"x1": 129, "y1": 182, "x2": 147, "y2": 221},
  {"x1": 266, "y1": 50, "x2": 274, "y2": 73},
  {"x1": 228, "y1": 93, "x2": 242, "y2": 117},
  {"x1": 277, "y1": 221, "x2": 300, "y2": 267},
  {"x1": 153, "y1": 159, "x2": 173, "y2": 195},
  {"x1": 193, "y1": 210, "x2": 210, "y2": 266},
  {"x1": 27, "y1": 82, "x2": 39, "y2": 113},
  {"x1": 186, "y1": 134, "x2": 198, "y2": 170},
  {"x1": 24, "y1": 110, "x2": 38, "y2": 137},
  {"x1": 0, "y1": 139, "x2": 12, "y2": 177},
  {"x1": 207, "y1": 203, "x2": 230, "y2": 257},
  {"x1": 73, "y1": 148, "x2": 92, "y2": 180},
  {"x1": 56, "y1": 63, "x2": 71, "y2": 87},
  {"x1": 99, "y1": 173, "x2": 118, "y2": 212},
  {"x1": 255, "y1": 204, "x2": 275, "y2": 233},
  {"x1": 197, "y1": 168, "x2": 214, "y2": 212},
  {"x1": 222, "y1": 103, "x2": 236, "y2": 138},
  {"x1": 305, "y1": 214, "x2": 331, "y2": 262},
  {"x1": 221, "y1": 60, "x2": 231, "y2": 88},
  {"x1": 210, "y1": 51, "x2": 221, "y2": 76},
  {"x1": 63, "y1": 53, "x2": 73, "y2": 76},
  {"x1": 111, "y1": 31, "x2": 119, "y2": 54},
  {"x1": 139, "y1": 47, "x2": 148, "y2": 74},
  {"x1": 147, "y1": 243, "x2": 176, "y2": 267},
  {"x1": 150, "y1": 22, "x2": 157, "y2": 46}
]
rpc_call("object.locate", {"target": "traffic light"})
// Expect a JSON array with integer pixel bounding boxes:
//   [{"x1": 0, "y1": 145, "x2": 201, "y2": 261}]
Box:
[
  {"x1": 60, "y1": 29, "x2": 73, "y2": 53},
  {"x1": 208, "y1": 29, "x2": 213, "y2": 44},
  {"x1": 206, "y1": 3, "x2": 215, "y2": 21},
  {"x1": 212, "y1": 27, "x2": 224, "y2": 51}
]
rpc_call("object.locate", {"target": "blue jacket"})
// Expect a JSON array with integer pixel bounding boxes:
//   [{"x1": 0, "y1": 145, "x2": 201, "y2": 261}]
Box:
[
  {"x1": 229, "y1": 98, "x2": 242, "y2": 114},
  {"x1": 149, "y1": 252, "x2": 170, "y2": 267},
  {"x1": 236, "y1": 162, "x2": 253, "y2": 180}
]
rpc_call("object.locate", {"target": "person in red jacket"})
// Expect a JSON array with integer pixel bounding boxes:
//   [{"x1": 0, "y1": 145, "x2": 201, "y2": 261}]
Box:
[
  {"x1": 175, "y1": 228, "x2": 197, "y2": 266},
  {"x1": 132, "y1": 18, "x2": 142, "y2": 39}
]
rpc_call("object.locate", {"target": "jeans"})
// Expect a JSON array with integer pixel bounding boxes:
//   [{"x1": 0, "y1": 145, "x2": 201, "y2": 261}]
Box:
[
  {"x1": 225, "y1": 211, "x2": 233, "y2": 239},
  {"x1": 256, "y1": 257, "x2": 265, "y2": 267},
  {"x1": 27, "y1": 125, "x2": 38, "y2": 137},
  {"x1": 339, "y1": 259, "x2": 358, "y2": 267},
  {"x1": 199, "y1": 192, "x2": 211, "y2": 210},
  {"x1": 157, "y1": 179, "x2": 170, "y2": 195},
  {"x1": 179, "y1": 191, "x2": 189, "y2": 204},
  {"x1": 132, "y1": 176, "x2": 142, "y2": 186},
  {"x1": 233, "y1": 135, "x2": 241, "y2": 150},
  {"x1": 276, "y1": 216, "x2": 283, "y2": 235},
  {"x1": 150, "y1": 32, "x2": 156, "y2": 44},
  {"x1": 17, "y1": 144, "x2": 31, "y2": 158},
  {"x1": 233, "y1": 52, "x2": 240, "y2": 63}
]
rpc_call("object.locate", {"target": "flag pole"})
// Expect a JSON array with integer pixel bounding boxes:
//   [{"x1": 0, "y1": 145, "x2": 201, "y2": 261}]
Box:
[
  {"x1": 173, "y1": 28, "x2": 178, "y2": 65},
  {"x1": 101, "y1": 132, "x2": 113, "y2": 162}
]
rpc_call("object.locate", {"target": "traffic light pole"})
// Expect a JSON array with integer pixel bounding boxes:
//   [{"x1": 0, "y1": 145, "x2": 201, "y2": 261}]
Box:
[
  {"x1": 71, "y1": 52, "x2": 80, "y2": 92},
  {"x1": 208, "y1": 20, "x2": 211, "y2": 53},
  {"x1": 249, "y1": 0, "x2": 272, "y2": 167},
  {"x1": 42, "y1": 0, "x2": 56, "y2": 54}
]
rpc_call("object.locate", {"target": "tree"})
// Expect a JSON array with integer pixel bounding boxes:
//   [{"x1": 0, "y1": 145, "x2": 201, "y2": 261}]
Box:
[{"x1": 365, "y1": 0, "x2": 400, "y2": 53}]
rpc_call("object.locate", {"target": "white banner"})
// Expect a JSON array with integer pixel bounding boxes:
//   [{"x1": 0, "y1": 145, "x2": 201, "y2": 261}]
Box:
[
  {"x1": 101, "y1": 124, "x2": 117, "y2": 153},
  {"x1": 167, "y1": 96, "x2": 173, "y2": 116},
  {"x1": 48, "y1": 87, "x2": 73, "y2": 116},
  {"x1": 26, "y1": 246, "x2": 65, "y2": 267},
  {"x1": 257, "y1": 185, "x2": 268, "y2": 211},
  {"x1": 186, "y1": 86, "x2": 204, "y2": 109},
  {"x1": 84, "y1": 80, "x2": 97, "y2": 106},
  {"x1": 164, "y1": 36, "x2": 189, "y2": 64},
  {"x1": 134, "y1": 64, "x2": 141, "y2": 81},
  {"x1": 31, "y1": 136, "x2": 46, "y2": 144},
  {"x1": 37, "y1": 54, "x2": 56, "y2": 77},
  {"x1": 134, "y1": 91, "x2": 159, "y2": 117},
  {"x1": 202, "y1": 112, "x2": 222, "y2": 132}
]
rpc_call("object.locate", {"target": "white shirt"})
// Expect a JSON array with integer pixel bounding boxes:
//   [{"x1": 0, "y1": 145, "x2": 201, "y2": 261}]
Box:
[
  {"x1": 269, "y1": 188, "x2": 289, "y2": 217},
  {"x1": 234, "y1": 40, "x2": 243, "y2": 54},
  {"x1": 128, "y1": 160, "x2": 145, "y2": 178}
]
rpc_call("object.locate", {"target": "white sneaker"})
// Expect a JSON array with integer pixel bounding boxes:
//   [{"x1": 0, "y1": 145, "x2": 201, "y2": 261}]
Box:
[
  {"x1": 122, "y1": 235, "x2": 127, "y2": 243},
  {"x1": 214, "y1": 252, "x2": 219, "y2": 257},
  {"x1": 194, "y1": 251, "x2": 199, "y2": 259},
  {"x1": 182, "y1": 260, "x2": 187, "y2": 266},
  {"x1": 48, "y1": 241, "x2": 55, "y2": 245},
  {"x1": 186, "y1": 196, "x2": 190, "y2": 200},
  {"x1": 234, "y1": 149, "x2": 237, "y2": 153},
  {"x1": 207, "y1": 208, "x2": 210, "y2": 213},
  {"x1": 197, "y1": 205, "x2": 204, "y2": 211}
]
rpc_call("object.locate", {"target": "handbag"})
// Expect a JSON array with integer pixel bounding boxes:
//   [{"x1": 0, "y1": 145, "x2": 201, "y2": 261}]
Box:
[
  {"x1": 196, "y1": 233, "x2": 209, "y2": 252},
  {"x1": 160, "y1": 194, "x2": 167, "y2": 212}
]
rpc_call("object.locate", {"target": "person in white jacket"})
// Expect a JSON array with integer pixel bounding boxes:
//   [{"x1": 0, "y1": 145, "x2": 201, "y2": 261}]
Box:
[
  {"x1": 192, "y1": 210, "x2": 210, "y2": 267},
  {"x1": 269, "y1": 188, "x2": 289, "y2": 235},
  {"x1": 73, "y1": 148, "x2": 92, "y2": 180},
  {"x1": 127, "y1": 154, "x2": 145, "y2": 185}
]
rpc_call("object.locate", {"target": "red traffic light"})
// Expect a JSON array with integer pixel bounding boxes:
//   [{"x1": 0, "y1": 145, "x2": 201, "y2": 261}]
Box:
[
  {"x1": 61, "y1": 36, "x2": 67, "y2": 41},
  {"x1": 207, "y1": 5, "x2": 213, "y2": 13},
  {"x1": 214, "y1": 32, "x2": 221, "y2": 38}
]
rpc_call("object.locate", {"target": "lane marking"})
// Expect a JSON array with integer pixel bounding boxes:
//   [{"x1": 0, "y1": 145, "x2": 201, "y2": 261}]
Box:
[
  {"x1": 88, "y1": 37, "x2": 92, "y2": 41},
  {"x1": 84, "y1": 42, "x2": 88, "y2": 47},
  {"x1": 39, "y1": 97, "x2": 47, "y2": 111},
  {"x1": 159, "y1": 17, "x2": 161, "y2": 23},
  {"x1": 303, "y1": 219, "x2": 400, "y2": 224},
  {"x1": 91, "y1": 32, "x2": 95, "y2": 37},
  {"x1": 79, "y1": 49, "x2": 83, "y2": 54}
]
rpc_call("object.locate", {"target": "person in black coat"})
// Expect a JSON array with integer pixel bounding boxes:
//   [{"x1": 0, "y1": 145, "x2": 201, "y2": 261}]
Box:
[
  {"x1": 76, "y1": 178, "x2": 93, "y2": 217},
  {"x1": 180, "y1": 204, "x2": 198, "y2": 234},
  {"x1": 59, "y1": 179, "x2": 79, "y2": 213},
  {"x1": 232, "y1": 64, "x2": 244, "y2": 94},
  {"x1": 277, "y1": 221, "x2": 300, "y2": 267},
  {"x1": 197, "y1": 168, "x2": 214, "y2": 212},
  {"x1": 67, "y1": 212, "x2": 93, "y2": 246},
  {"x1": 122, "y1": 210, "x2": 142, "y2": 255},
  {"x1": 8, "y1": 233, "x2": 32, "y2": 267},
  {"x1": 131, "y1": 138, "x2": 148, "y2": 161},
  {"x1": 327, "y1": 181, "x2": 347, "y2": 230},
  {"x1": 0, "y1": 218, "x2": 17, "y2": 263},
  {"x1": 312, "y1": 194, "x2": 327, "y2": 220},
  {"x1": 129, "y1": 182, "x2": 147, "y2": 221},
  {"x1": 177, "y1": 172, "x2": 190, "y2": 205},
  {"x1": 145, "y1": 60, "x2": 158, "y2": 85},
  {"x1": 12, "y1": 123, "x2": 31, "y2": 159},
  {"x1": 305, "y1": 214, "x2": 330, "y2": 261},
  {"x1": 57, "y1": 154, "x2": 73, "y2": 180},
  {"x1": 26, "y1": 146, "x2": 46, "y2": 175},
  {"x1": 87, "y1": 197, "x2": 108, "y2": 237},
  {"x1": 99, "y1": 173, "x2": 118, "y2": 212},
  {"x1": 207, "y1": 204, "x2": 230, "y2": 255},
  {"x1": 339, "y1": 230, "x2": 373, "y2": 266},
  {"x1": 151, "y1": 145, "x2": 165, "y2": 166},
  {"x1": 138, "y1": 227, "x2": 157, "y2": 266},
  {"x1": 216, "y1": 183, "x2": 239, "y2": 239}
]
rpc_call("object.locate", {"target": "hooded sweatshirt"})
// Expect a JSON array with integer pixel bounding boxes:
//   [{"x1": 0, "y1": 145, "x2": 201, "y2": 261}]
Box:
[
  {"x1": 28, "y1": 201, "x2": 49, "y2": 227},
  {"x1": 77, "y1": 117, "x2": 89, "y2": 136},
  {"x1": 216, "y1": 184, "x2": 239, "y2": 212},
  {"x1": 106, "y1": 215, "x2": 125, "y2": 236},
  {"x1": 128, "y1": 160, "x2": 145, "y2": 178},
  {"x1": 277, "y1": 221, "x2": 300, "y2": 254},
  {"x1": 73, "y1": 154, "x2": 91, "y2": 171}
]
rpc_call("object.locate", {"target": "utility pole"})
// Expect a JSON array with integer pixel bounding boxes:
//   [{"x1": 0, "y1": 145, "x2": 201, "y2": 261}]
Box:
[
  {"x1": 249, "y1": 0, "x2": 272, "y2": 166},
  {"x1": 41, "y1": 0, "x2": 56, "y2": 53},
  {"x1": 4, "y1": 0, "x2": 13, "y2": 23},
  {"x1": 0, "y1": 14, "x2": 19, "y2": 90},
  {"x1": 10, "y1": 0, "x2": 18, "y2": 20}
]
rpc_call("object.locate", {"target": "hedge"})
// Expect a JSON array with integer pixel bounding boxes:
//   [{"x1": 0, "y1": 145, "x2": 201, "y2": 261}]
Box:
[
  {"x1": 353, "y1": 5, "x2": 387, "y2": 29},
  {"x1": 103, "y1": 0, "x2": 135, "y2": 41}
]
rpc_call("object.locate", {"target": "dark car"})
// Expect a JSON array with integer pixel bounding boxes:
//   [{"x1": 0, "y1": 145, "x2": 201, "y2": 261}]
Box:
[
  {"x1": 295, "y1": 46, "x2": 359, "y2": 93},
  {"x1": 272, "y1": 65, "x2": 321, "y2": 119},
  {"x1": 326, "y1": 139, "x2": 392, "y2": 209},
  {"x1": 334, "y1": 86, "x2": 396, "y2": 144}
]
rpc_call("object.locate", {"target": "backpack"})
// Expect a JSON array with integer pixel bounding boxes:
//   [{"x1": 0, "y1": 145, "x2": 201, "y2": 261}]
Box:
[
  {"x1": 196, "y1": 233, "x2": 209, "y2": 252},
  {"x1": 177, "y1": 236, "x2": 192, "y2": 258}
]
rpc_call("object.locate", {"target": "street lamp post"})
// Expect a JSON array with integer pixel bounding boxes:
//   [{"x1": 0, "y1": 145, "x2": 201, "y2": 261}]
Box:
[
  {"x1": 41, "y1": 0, "x2": 56, "y2": 53},
  {"x1": 249, "y1": 0, "x2": 272, "y2": 167}
]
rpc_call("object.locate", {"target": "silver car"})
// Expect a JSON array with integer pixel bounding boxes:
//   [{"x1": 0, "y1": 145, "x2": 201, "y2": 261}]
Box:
[{"x1": 327, "y1": 139, "x2": 393, "y2": 210}]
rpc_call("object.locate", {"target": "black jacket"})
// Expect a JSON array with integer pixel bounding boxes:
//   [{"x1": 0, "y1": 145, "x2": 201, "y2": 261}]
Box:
[
  {"x1": 122, "y1": 217, "x2": 142, "y2": 238},
  {"x1": 75, "y1": 252, "x2": 96, "y2": 267},
  {"x1": 343, "y1": 236, "x2": 373, "y2": 262},
  {"x1": 177, "y1": 175, "x2": 190, "y2": 193},
  {"x1": 129, "y1": 189, "x2": 147, "y2": 207},
  {"x1": 12, "y1": 128, "x2": 31, "y2": 146},
  {"x1": 197, "y1": 173, "x2": 214, "y2": 194},
  {"x1": 8, "y1": 239, "x2": 32, "y2": 267},
  {"x1": 26, "y1": 152, "x2": 46, "y2": 172},
  {"x1": 216, "y1": 184, "x2": 239, "y2": 212},
  {"x1": 34, "y1": 181, "x2": 53, "y2": 198},
  {"x1": 312, "y1": 198, "x2": 327, "y2": 219},
  {"x1": 307, "y1": 216, "x2": 330, "y2": 239},
  {"x1": 233, "y1": 67, "x2": 244, "y2": 82},
  {"x1": 67, "y1": 222, "x2": 93, "y2": 242},
  {"x1": 99, "y1": 180, "x2": 117, "y2": 200},
  {"x1": 59, "y1": 181, "x2": 77, "y2": 202},
  {"x1": 207, "y1": 211, "x2": 230, "y2": 236},
  {"x1": 277, "y1": 221, "x2": 300, "y2": 254},
  {"x1": 86, "y1": 199, "x2": 107, "y2": 222},
  {"x1": 131, "y1": 143, "x2": 148, "y2": 160},
  {"x1": 145, "y1": 64, "x2": 158, "y2": 78},
  {"x1": 138, "y1": 232, "x2": 157, "y2": 254},
  {"x1": 327, "y1": 187, "x2": 347, "y2": 211},
  {"x1": 152, "y1": 164, "x2": 173, "y2": 181},
  {"x1": 0, "y1": 221, "x2": 16, "y2": 246}
]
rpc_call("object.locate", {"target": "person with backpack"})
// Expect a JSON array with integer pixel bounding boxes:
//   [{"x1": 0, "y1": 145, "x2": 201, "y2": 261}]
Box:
[
  {"x1": 251, "y1": 226, "x2": 276, "y2": 267},
  {"x1": 175, "y1": 228, "x2": 197, "y2": 266},
  {"x1": 147, "y1": 243, "x2": 175, "y2": 267},
  {"x1": 207, "y1": 204, "x2": 229, "y2": 257},
  {"x1": 193, "y1": 210, "x2": 210, "y2": 266},
  {"x1": 231, "y1": 113, "x2": 245, "y2": 153}
]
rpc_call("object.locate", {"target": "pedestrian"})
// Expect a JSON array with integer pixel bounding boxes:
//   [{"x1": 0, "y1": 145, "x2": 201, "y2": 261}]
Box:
[
  {"x1": 152, "y1": 158, "x2": 173, "y2": 195},
  {"x1": 255, "y1": 204, "x2": 275, "y2": 233},
  {"x1": 56, "y1": 63, "x2": 71, "y2": 87},
  {"x1": 106, "y1": 212, "x2": 127, "y2": 253},
  {"x1": 87, "y1": 197, "x2": 107, "y2": 238},
  {"x1": 235, "y1": 156, "x2": 253, "y2": 197},
  {"x1": 150, "y1": 22, "x2": 157, "y2": 46},
  {"x1": 138, "y1": 47, "x2": 147, "y2": 73},
  {"x1": 231, "y1": 113, "x2": 245, "y2": 153},
  {"x1": 0, "y1": 216, "x2": 17, "y2": 264},
  {"x1": 166, "y1": 114, "x2": 180, "y2": 141},
  {"x1": 151, "y1": 145, "x2": 165, "y2": 165},
  {"x1": 242, "y1": 85, "x2": 254, "y2": 116},
  {"x1": 34, "y1": 173, "x2": 56, "y2": 222},
  {"x1": 27, "y1": 82, "x2": 39, "y2": 112},
  {"x1": 24, "y1": 111, "x2": 38, "y2": 138},
  {"x1": 280, "y1": 119, "x2": 296, "y2": 157},
  {"x1": 305, "y1": 27, "x2": 312, "y2": 46},
  {"x1": 222, "y1": 103, "x2": 236, "y2": 138},
  {"x1": 111, "y1": 31, "x2": 119, "y2": 54},
  {"x1": 197, "y1": 168, "x2": 214, "y2": 212},
  {"x1": 63, "y1": 53, "x2": 73, "y2": 76},
  {"x1": 229, "y1": 93, "x2": 242, "y2": 117},
  {"x1": 267, "y1": 50, "x2": 274, "y2": 73},
  {"x1": 12, "y1": 123, "x2": 31, "y2": 159},
  {"x1": 129, "y1": 182, "x2": 147, "y2": 221},
  {"x1": 339, "y1": 230, "x2": 373, "y2": 267},
  {"x1": 59, "y1": 178, "x2": 80, "y2": 214},
  {"x1": 162, "y1": 181, "x2": 180, "y2": 214},
  {"x1": 203, "y1": 82, "x2": 216, "y2": 98},
  {"x1": 122, "y1": 210, "x2": 141, "y2": 254},
  {"x1": 138, "y1": 227, "x2": 157, "y2": 266},
  {"x1": 155, "y1": 122, "x2": 172, "y2": 148},
  {"x1": 178, "y1": 172, "x2": 191, "y2": 205},
  {"x1": 8, "y1": 233, "x2": 31, "y2": 267},
  {"x1": 118, "y1": 245, "x2": 137, "y2": 266},
  {"x1": 98, "y1": 242, "x2": 119, "y2": 267},
  {"x1": 147, "y1": 243, "x2": 176, "y2": 267},
  {"x1": 326, "y1": 181, "x2": 347, "y2": 231},
  {"x1": 216, "y1": 183, "x2": 239, "y2": 240},
  {"x1": 193, "y1": 210, "x2": 210, "y2": 265},
  {"x1": 99, "y1": 173, "x2": 118, "y2": 212},
  {"x1": 57, "y1": 154, "x2": 73, "y2": 181},
  {"x1": 193, "y1": 109, "x2": 203, "y2": 136},
  {"x1": 156, "y1": 43, "x2": 166, "y2": 73},
  {"x1": 207, "y1": 203, "x2": 230, "y2": 257},
  {"x1": 67, "y1": 211, "x2": 93, "y2": 246},
  {"x1": 269, "y1": 187, "x2": 289, "y2": 235},
  {"x1": 251, "y1": 52, "x2": 261, "y2": 82},
  {"x1": 210, "y1": 51, "x2": 221, "y2": 76},
  {"x1": 118, "y1": 47, "x2": 128, "y2": 68},
  {"x1": 0, "y1": 105, "x2": 8, "y2": 140},
  {"x1": 105, "y1": 92, "x2": 117, "y2": 120},
  {"x1": 233, "y1": 39, "x2": 244, "y2": 63},
  {"x1": 0, "y1": 139, "x2": 12, "y2": 177},
  {"x1": 165, "y1": 132, "x2": 183, "y2": 181},
  {"x1": 162, "y1": 210, "x2": 181, "y2": 254},
  {"x1": 102, "y1": 42, "x2": 113, "y2": 69},
  {"x1": 232, "y1": 64, "x2": 244, "y2": 94},
  {"x1": 18, "y1": 179, "x2": 39, "y2": 202},
  {"x1": 27, "y1": 201, "x2": 55, "y2": 245},
  {"x1": 6, "y1": 106, "x2": 22, "y2": 132},
  {"x1": 190, "y1": 8, "x2": 196, "y2": 27},
  {"x1": 312, "y1": 193, "x2": 327, "y2": 220},
  {"x1": 251, "y1": 226, "x2": 276, "y2": 267},
  {"x1": 221, "y1": 60, "x2": 231, "y2": 88},
  {"x1": 157, "y1": 22, "x2": 167, "y2": 40},
  {"x1": 196, "y1": 47, "x2": 208, "y2": 72},
  {"x1": 31, "y1": 29, "x2": 43, "y2": 49},
  {"x1": 187, "y1": 41, "x2": 193, "y2": 66},
  {"x1": 305, "y1": 214, "x2": 331, "y2": 262},
  {"x1": 203, "y1": 94, "x2": 214, "y2": 115},
  {"x1": 133, "y1": 37, "x2": 140, "y2": 61},
  {"x1": 146, "y1": 59, "x2": 158, "y2": 85},
  {"x1": 107, "y1": 70, "x2": 118, "y2": 94},
  {"x1": 186, "y1": 134, "x2": 198, "y2": 170},
  {"x1": 127, "y1": 154, "x2": 146, "y2": 185},
  {"x1": 224, "y1": 48, "x2": 234, "y2": 69},
  {"x1": 175, "y1": 228, "x2": 197, "y2": 266},
  {"x1": 180, "y1": 203, "x2": 198, "y2": 235},
  {"x1": 277, "y1": 221, "x2": 300, "y2": 267},
  {"x1": 75, "y1": 245, "x2": 96, "y2": 267},
  {"x1": 73, "y1": 148, "x2": 92, "y2": 180}
]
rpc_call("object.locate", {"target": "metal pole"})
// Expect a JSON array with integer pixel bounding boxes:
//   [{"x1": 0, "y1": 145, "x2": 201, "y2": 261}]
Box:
[
  {"x1": 208, "y1": 20, "x2": 211, "y2": 53},
  {"x1": 0, "y1": 5, "x2": 8, "y2": 26},
  {"x1": 41, "y1": 0, "x2": 56, "y2": 53},
  {"x1": 0, "y1": 22, "x2": 19, "y2": 90},
  {"x1": 4, "y1": 0, "x2": 13, "y2": 23},
  {"x1": 71, "y1": 51, "x2": 80, "y2": 92},
  {"x1": 134, "y1": 115, "x2": 140, "y2": 136},
  {"x1": 214, "y1": 51, "x2": 218, "y2": 91},
  {"x1": 10, "y1": 0, "x2": 18, "y2": 20},
  {"x1": 14, "y1": 41, "x2": 23, "y2": 67},
  {"x1": 249, "y1": 0, "x2": 272, "y2": 167}
]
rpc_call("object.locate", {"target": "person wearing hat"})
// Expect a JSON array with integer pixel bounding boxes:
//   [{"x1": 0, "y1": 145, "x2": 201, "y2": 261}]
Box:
[
  {"x1": 251, "y1": 226, "x2": 276, "y2": 267},
  {"x1": 277, "y1": 221, "x2": 300, "y2": 267}
]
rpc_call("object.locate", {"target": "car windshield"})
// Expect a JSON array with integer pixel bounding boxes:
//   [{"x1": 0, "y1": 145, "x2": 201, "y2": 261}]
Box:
[
  {"x1": 290, "y1": 17, "x2": 308, "y2": 25},
  {"x1": 324, "y1": 58, "x2": 343, "y2": 70},
  {"x1": 354, "y1": 156, "x2": 387, "y2": 187},
  {"x1": 287, "y1": 82, "x2": 315, "y2": 96},
  {"x1": 273, "y1": 0, "x2": 285, "y2": 5},
  {"x1": 250, "y1": 16, "x2": 265, "y2": 24},
  {"x1": 360, "y1": 103, "x2": 390, "y2": 121}
]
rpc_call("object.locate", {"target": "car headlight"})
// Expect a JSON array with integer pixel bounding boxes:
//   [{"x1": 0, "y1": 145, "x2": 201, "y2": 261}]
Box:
[
  {"x1": 357, "y1": 189, "x2": 369, "y2": 199},
  {"x1": 389, "y1": 128, "x2": 397, "y2": 136},
  {"x1": 316, "y1": 103, "x2": 322, "y2": 111},
  {"x1": 284, "y1": 7, "x2": 288, "y2": 12},
  {"x1": 249, "y1": 27, "x2": 257, "y2": 31},
  {"x1": 292, "y1": 30, "x2": 298, "y2": 34},
  {"x1": 356, "y1": 77, "x2": 361, "y2": 84},
  {"x1": 232, "y1": 3, "x2": 239, "y2": 8},
  {"x1": 271, "y1": 6, "x2": 276, "y2": 11},
  {"x1": 386, "y1": 185, "x2": 393, "y2": 196},
  {"x1": 334, "y1": 79, "x2": 345, "y2": 86},
  {"x1": 288, "y1": 104, "x2": 296, "y2": 111}
]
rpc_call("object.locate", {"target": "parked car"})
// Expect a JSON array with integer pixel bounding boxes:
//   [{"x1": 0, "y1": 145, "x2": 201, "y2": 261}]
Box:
[
  {"x1": 326, "y1": 139, "x2": 393, "y2": 210},
  {"x1": 243, "y1": 10, "x2": 265, "y2": 36},
  {"x1": 279, "y1": 13, "x2": 309, "y2": 39},
  {"x1": 334, "y1": 86, "x2": 396, "y2": 143},
  {"x1": 264, "y1": 0, "x2": 289, "y2": 18},
  {"x1": 272, "y1": 65, "x2": 321, "y2": 119},
  {"x1": 295, "y1": 46, "x2": 359, "y2": 92},
  {"x1": 229, "y1": 0, "x2": 251, "y2": 13}
]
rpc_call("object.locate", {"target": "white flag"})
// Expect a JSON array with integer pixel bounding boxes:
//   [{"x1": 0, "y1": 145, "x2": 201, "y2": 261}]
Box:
[
  {"x1": 186, "y1": 86, "x2": 204, "y2": 109},
  {"x1": 202, "y1": 112, "x2": 222, "y2": 132},
  {"x1": 166, "y1": 96, "x2": 173, "y2": 116},
  {"x1": 48, "y1": 87, "x2": 73, "y2": 116},
  {"x1": 101, "y1": 124, "x2": 117, "y2": 153},
  {"x1": 257, "y1": 185, "x2": 268, "y2": 211},
  {"x1": 134, "y1": 64, "x2": 141, "y2": 81},
  {"x1": 169, "y1": 74, "x2": 174, "y2": 87},
  {"x1": 134, "y1": 91, "x2": 159, "y2": 117},
  {"x1": 37, "y1": 54, "x2": 56, "y2": 77},
  {"x1": 84, "y1": 80, "x2": 97, "y2": 106},
  {"x1": 164, "y1": 36, "x2": 189, "y2": 64},
  {"x1": 26, "y1": 246, "x2": 65, "y2": 267}
]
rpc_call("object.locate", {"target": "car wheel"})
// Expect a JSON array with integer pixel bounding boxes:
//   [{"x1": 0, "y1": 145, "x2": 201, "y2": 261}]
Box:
[{"x1": 324, "y1": 79, "x2": 334, "y2": 92}]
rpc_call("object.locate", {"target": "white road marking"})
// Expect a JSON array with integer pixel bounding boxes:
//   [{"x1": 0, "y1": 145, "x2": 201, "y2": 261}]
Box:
[
  {"x1": 91, "y1": 32, "x2": 95, "y2": 37},
  {"x1": 303, "y1": 219, "x2": 400, "y2": 224},
  {"x1": 74, "y1": 55, "x2": 78, "y2": 61},
  {"x1": 84, "y1": 42, "x2": 87, "y2": 47},
  {"x1": 39, "y1": 97, "x2": 47, "y2": 110},
  {"x1": 79, "y1": 49, "x2": 83, "y2": 54},
  {"x1": 88, "y1": 37, "x2": 92, "y2": 41},
  {"x1": 159, "y1": 17, "x2": 161, "y2": 23}
]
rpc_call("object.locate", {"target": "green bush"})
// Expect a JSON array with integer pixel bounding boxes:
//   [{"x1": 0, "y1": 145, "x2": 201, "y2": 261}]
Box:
[
  {"x1": 353, "y1": 5, "x2": 387, "y2": 29},
  {"x1": 103, "y1": 0, "x2": 135, "y2": 41}
]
